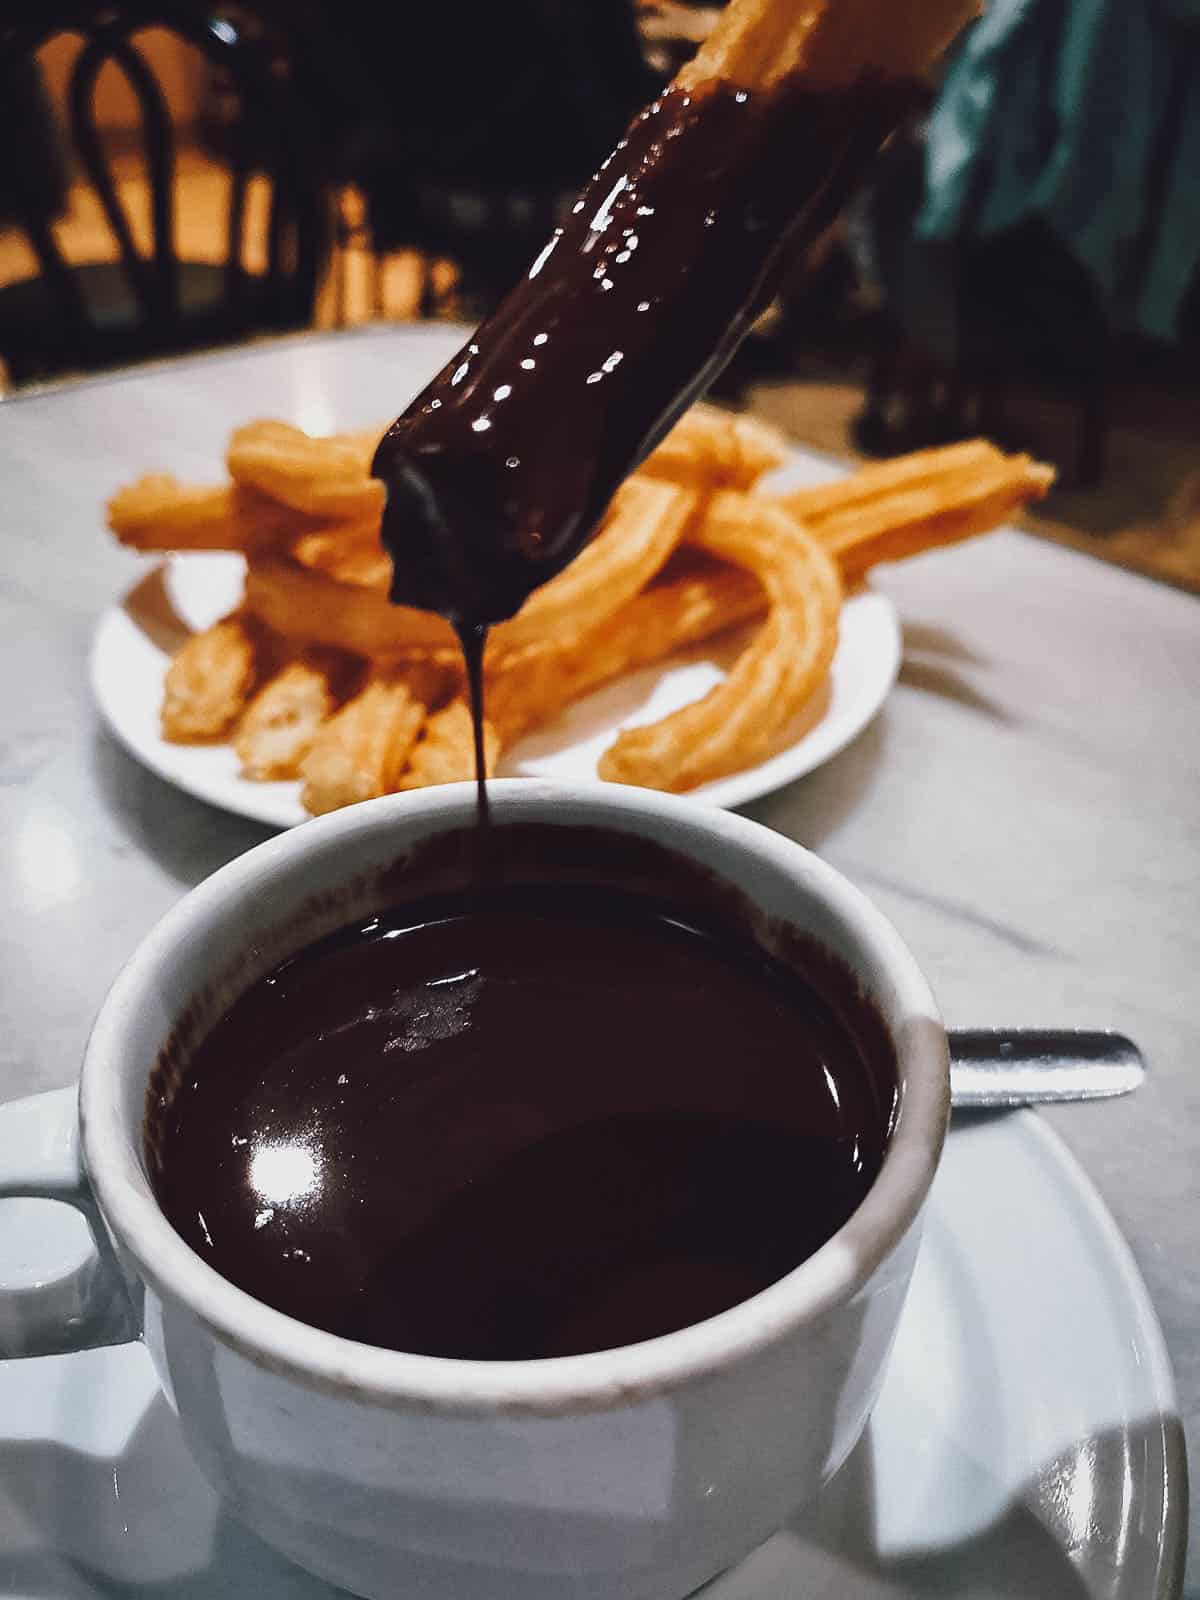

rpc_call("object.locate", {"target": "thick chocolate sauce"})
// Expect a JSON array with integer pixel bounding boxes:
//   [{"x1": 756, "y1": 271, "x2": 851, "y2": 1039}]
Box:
[
  {"x1": 457, "y1": 621, "x2": 490, "y2": 837},
  {"x1": 372, "y1": 78, "x2": 913, "y2": 634},
  {"x1": 150, "y1": 858, "x2": 896, "y2": 1361}
]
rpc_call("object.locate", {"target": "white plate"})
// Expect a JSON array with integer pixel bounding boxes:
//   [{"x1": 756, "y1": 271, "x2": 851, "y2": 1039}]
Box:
[
  {"x1": 89, "y1": 550, "x2": 900, "y2": 829},
  {"x1": 0, "y1": 1112, "x2": 1183, "y2": 1598}
]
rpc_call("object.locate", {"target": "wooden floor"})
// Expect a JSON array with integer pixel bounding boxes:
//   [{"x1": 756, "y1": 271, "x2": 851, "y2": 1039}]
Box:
[{"x1": 3, "y1": 151, "x2": 1198, "y2": 595}]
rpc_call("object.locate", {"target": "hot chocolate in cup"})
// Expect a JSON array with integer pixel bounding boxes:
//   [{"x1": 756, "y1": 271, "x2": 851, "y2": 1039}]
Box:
[{"x1": 6, "y1": 782, "x2": 949, "y2": 1600}]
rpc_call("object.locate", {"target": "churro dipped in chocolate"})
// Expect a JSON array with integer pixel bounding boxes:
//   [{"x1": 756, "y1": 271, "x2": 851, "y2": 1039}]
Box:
[{"x1": 373, "y1": 0, "x2": 978, "y2": 630}]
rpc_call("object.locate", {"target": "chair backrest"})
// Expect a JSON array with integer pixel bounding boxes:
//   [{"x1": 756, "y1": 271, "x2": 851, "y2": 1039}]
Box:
[{"x1": 0, "y1": 3, "x2": 327, "y2": 363}]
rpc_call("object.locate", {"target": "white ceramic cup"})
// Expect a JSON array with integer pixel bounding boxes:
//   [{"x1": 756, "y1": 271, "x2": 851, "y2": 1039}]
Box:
[{"x1": 0, "y1": 781, "x2": 948, "y2": 1600}]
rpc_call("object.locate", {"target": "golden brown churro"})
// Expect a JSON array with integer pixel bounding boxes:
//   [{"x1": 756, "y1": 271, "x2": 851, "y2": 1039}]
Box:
[{"x1": 110, "y1": 399, "x2": 1051, "y2": 812}]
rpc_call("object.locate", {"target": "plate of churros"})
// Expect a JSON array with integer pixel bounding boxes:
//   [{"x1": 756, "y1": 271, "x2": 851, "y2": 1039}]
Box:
[{"x1": 91, "y1": 404, "x2": 1052, "y2": 827}]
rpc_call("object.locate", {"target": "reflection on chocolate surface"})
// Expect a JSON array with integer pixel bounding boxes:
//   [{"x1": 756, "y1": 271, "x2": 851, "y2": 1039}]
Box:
[{"x1": 149, "y1": 825, "x2": 897, "y2": 1360}]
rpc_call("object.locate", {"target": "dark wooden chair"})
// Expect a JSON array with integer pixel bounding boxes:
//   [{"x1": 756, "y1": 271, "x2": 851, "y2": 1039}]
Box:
[{"x1": 0, "y1": 3, "x2": 329, "y2": 386}]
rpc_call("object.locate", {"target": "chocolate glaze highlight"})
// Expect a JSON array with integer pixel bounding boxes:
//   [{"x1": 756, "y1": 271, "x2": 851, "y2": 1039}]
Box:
[
  {"x1": 372, "y1": 78, "x2": 913, "y2": 631},
  {"x1": 148, "y1": 828, "x2": 898, "y2": 1362}
]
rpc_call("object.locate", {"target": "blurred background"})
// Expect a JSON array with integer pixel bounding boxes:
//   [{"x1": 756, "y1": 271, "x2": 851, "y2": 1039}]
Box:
[{"x1": 2, "y1": 0, "x2": 1198, "y2": 590}]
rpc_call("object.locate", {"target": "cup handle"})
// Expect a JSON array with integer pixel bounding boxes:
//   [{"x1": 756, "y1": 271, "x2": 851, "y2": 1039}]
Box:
[{"x1": 0, "y1": 1088, "x2": 140, "y2": 1357}]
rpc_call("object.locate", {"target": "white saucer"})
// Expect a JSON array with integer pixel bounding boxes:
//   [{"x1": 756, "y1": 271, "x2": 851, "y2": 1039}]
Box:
[
  {"x1": 0, "y1": 1112, "x2": 1183, "y2": 1598},
  {"x1": 89, "y1": 552, "x2": 901, "y2": 829}
]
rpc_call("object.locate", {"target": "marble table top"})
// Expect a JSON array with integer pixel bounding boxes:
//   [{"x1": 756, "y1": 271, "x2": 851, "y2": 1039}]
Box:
[{"x1": 1, "y1": 325, "x2": 1196, "y2": 1582}]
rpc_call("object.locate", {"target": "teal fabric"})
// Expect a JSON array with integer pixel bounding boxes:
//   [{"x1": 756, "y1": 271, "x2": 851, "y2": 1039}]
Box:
[{"x1": 918, "y1": 0, "x2": 1200, "y2": 342}]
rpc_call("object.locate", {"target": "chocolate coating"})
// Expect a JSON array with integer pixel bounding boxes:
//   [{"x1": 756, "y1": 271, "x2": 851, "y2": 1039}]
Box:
[{"x1": 373, "y1": 78, "x2": 912, "y2": 628}]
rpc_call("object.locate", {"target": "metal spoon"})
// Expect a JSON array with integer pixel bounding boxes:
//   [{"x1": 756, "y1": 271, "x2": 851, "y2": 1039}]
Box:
[{"x1": 949, "y1": 1030, "x2": 1145, "y2": 1108}]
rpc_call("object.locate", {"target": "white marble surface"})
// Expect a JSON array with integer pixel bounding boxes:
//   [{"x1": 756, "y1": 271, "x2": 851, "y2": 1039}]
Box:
[{"x1": 1, "y1": 326, "x2": 1196, "y2": 1585}]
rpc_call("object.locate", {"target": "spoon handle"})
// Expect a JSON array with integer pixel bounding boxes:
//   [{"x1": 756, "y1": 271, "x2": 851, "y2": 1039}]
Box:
[{"x1": 948, "y1": 1029, "x2": 1145, "y2": 1107}]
